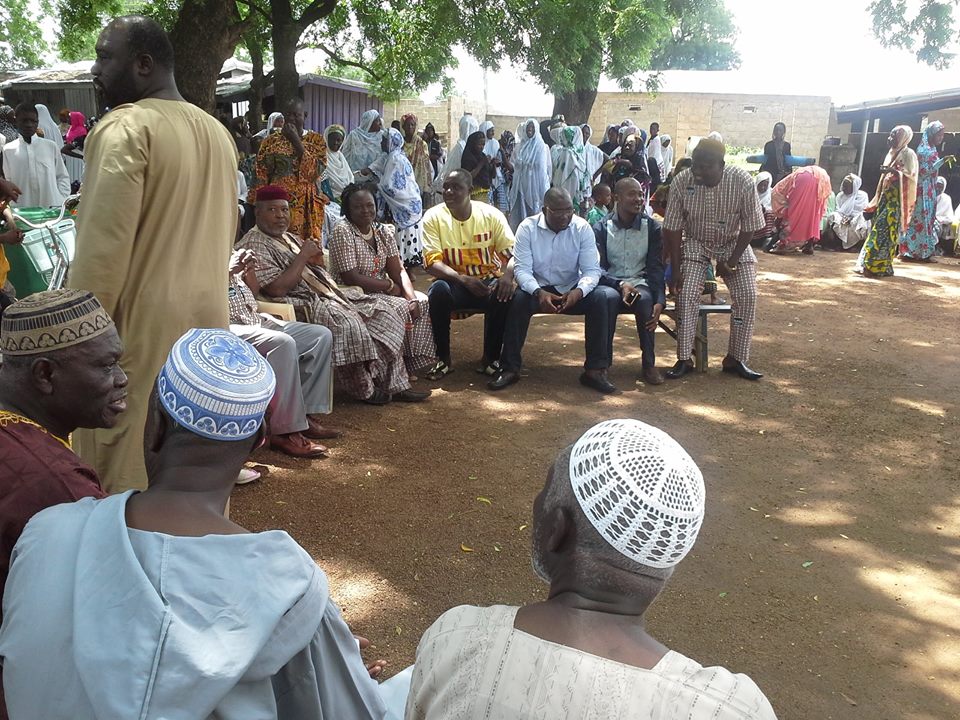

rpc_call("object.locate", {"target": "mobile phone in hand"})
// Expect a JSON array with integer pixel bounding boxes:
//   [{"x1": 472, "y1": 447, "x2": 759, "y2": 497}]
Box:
[{"x1": 625, "y1": 290, "x2": 639, "y2": 305}]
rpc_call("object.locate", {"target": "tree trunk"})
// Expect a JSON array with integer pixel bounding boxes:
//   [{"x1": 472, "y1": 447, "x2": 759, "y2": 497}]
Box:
[
  {"x1": 271, "y1": 21, "x2": 302, "y2": 109},
  {"x1": 247, "y1": 40, "x2": 267, "y2": 132},
  {"x1": 169, "y1": 0, "x2": 246, "y2": 111},
  {"x1": 552, "y1": 86, "x2": 599, "y2": 126}
]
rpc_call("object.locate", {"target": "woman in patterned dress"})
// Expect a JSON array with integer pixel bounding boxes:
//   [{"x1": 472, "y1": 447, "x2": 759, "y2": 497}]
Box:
[
  {"x1": 368, "y1": 127, "x2": 426, "y2": 267},
  {"x1": 248, "y1": 98, "x2": 327, "y2": 242},
  {"x1": 329, "y1": 183, "x2": 436, "y2": 377},
  {"x1": 900, "y1": 121, "x2": 955, "y2": 262},
  {"x1": 856, "y1": 125, "x2": 918, "y2": 277}
]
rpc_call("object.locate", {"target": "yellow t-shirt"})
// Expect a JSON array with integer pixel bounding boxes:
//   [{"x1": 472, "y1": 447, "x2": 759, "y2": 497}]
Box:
[{"x1": 422, "y1": 201, "x2": 515, "y2": 279}]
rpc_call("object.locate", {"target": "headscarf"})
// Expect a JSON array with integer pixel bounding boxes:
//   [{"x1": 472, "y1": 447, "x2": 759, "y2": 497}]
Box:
[
  {"x1": 443, "y1": 114, "x2": 479, "y2": 178},
  {"x1": 0, "y1": 105, "x2": 16, "y2": 142},
  {"x1": 461, "y1": 130, "x2": 494, "y2": 187},
  {"x1": 755, "y1": 171, "x2": 773, "y2": 212},
  {"x1": 322, "y1": 124, "x2": 354, "y2": 199},
  {"x1": 550, "y1": 125, "x2": 589, "y2": 204},
  {"x1": 369, "y1": 127, "x2": 422, "y2": 230},
  {"x1": 581, "y1": 124, "x2": 606, "y2": 180},
  {"x1": 510, "y1": 118, "x2": 551, "y2": 212},
  {"x1": 648, "y1": 134, "x2": 665, "y2": 176},
  {"x1": 65, "y1": 111, "x2": 87, "y2": 144},
  {"x1": 936, "y1": 176, "x2": 947, "y2": 194},
  {"x1": 836, "y1": 173, "x2": 868, "y2": 218},
  {"x1": 401, "y1": 112, "x2": 417, "y2": 125},
  {"x1": 35, "y1": 104, "x2": 64, "y2": 147},
  {"x1": 924, "y1": 120, "x2": 945, "y2": 145},
  {"x1": 341, "y1": 109, "x2": 384, "y2": 172},
  {"x1": 707, "y1": 131, "x2": 723, "y2": 143},
  {"x1": 254, "y1": 112, "x2": 284, "y2": 140},
  {"x1": 872, "y1": 124, "x2": 918, "y2": 232},
  {"x1": 659, "y1": 134, "x2": 674, "y2": 176},
  {"x1": 479, "y1": 121, "x2": 500, "y2": 158}
]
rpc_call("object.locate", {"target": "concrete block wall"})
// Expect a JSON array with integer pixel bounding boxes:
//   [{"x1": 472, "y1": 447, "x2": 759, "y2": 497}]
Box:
[
  {"x1": 587, "y1": 91, "x2": 832, "y2": 160},
  {"x1": 386, "y1": 96, "x2": 488, "y2": 146}
]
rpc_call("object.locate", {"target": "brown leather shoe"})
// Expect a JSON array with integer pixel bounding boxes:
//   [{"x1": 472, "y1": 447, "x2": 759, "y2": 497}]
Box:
[
  {"x1": 304, "y1": 416, "x2": 343, "y2": 440},
  {"x1": 270, "y1": 432, "x2": 329, "y2": 458},
  {"x1": 642, "y1": 366, "x2": 664, "y2": 385}
]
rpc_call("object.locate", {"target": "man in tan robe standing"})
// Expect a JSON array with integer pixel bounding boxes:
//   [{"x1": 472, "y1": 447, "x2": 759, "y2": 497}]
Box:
[{"x1": 68, "y1": 15, "x2": 237, "y2": 492}]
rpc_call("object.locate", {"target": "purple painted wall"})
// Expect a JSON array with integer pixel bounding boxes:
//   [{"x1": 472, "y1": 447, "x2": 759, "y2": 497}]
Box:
[{"x1": 301, "y1": 77, "x2": 383, "y2": 133}]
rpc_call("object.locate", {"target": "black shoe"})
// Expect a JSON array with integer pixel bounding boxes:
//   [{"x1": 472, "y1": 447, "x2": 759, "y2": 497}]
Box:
[
  {"x1": 362, "y1": 388, "x2": 391, "y2": 405},
  {"x1": 721, "y1": 357, "x2": 763, "y2": 381},
  {"x1": 394, "y1": 388, "x2": 432, "y2": 402},
  {"x1": 665, "y1": 360, "x2": 694, "y2": 379},
  {"x1": 579, "y1": 372, "x2": 617, "y2": 394},
  {"x1": 488, "y1": 370, "x2": 520, "y2": 391}
]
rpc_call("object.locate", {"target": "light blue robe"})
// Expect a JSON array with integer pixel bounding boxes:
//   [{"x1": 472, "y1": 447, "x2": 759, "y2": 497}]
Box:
[{"x1": 0, "y1": 491, "x2": 386, "y2": 719}]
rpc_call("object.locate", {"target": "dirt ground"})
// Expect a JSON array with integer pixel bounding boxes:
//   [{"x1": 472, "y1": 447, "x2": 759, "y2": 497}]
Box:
[{"x1": 232, "y1": 249, "x2": 960, "y2": 720}]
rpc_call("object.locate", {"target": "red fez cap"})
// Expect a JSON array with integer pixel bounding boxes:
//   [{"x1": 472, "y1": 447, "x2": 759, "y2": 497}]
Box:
[{"x1": 256, "y1": 185, "x2": 290, "y2": 202}]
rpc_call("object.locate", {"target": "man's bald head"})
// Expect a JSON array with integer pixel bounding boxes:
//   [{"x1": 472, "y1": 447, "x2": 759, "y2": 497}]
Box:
[
  {"x1": 614, "y1": 177, "x2": 644, "y2": 220},
  {"x1": 446, "y1": 169, "x2": 473, "y2": 190},
  {"x1": 691, "y1": 138, "x2": 725, "y2": 188},
  {"x1": 543, "y1": 187, "x2": 574, "y2": 232}
]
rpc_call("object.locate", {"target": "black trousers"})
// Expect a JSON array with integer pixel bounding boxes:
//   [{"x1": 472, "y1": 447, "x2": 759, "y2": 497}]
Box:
[
  {"x1": 501, "y1": 285, "x2": 621, "y2": 373},
  {"x1": 622, "y1": 284, "x2": 657, "y2": 368},
  {"x1": 427, "y1": 278, "x2": 510, "y2": 364}
]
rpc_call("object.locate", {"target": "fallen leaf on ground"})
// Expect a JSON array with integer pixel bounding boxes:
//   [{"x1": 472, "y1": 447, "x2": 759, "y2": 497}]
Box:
[
  {"x1": 460, "y1": 543, "x2": 474, "y2": 552},
  {"x1": 802, "y1": 561, "x2": 814, "y2": 568},
  {"x1": 476, "y1": 496, "x2": 492, "y2": 505},
  {"x1": 518, "y1": 523, "x2": 528, "y2": 531},
  {"x1": 493, "y1": 543, "x2": 502, "y2": 552},
  {"x1": 719, "y1": 592, "x2": 728, "y2": 598}
]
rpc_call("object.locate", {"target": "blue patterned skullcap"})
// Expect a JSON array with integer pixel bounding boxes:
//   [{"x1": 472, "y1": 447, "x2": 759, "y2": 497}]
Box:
[{"x1": 157, "y1": 328, "x2": 275, "y2": 441}]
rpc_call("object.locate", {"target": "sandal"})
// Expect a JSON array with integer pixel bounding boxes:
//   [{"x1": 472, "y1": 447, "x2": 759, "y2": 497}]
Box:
[
  {"x1": 475, "y1": 360, "x2": 503, "y2": 376},
  {"x1": 425, "y1": 361, "x2": 453, "y2": 381}
]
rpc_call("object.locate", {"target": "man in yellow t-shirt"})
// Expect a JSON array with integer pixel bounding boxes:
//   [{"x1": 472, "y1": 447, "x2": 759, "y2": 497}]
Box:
[{"x1": 422, "y1": 169, "x2": 516, "y2": 379}]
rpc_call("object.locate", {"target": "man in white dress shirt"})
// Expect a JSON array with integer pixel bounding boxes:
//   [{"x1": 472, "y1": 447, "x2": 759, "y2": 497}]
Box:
[
  {"x1": 0, "y1": 104, "x2": 70, "y2": 208},
  {"x1": 489, "y1": 187, "x2": 621, "y2": 394}
]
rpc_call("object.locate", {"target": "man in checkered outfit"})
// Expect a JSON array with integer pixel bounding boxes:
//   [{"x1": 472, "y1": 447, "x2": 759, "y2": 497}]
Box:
[{"x1": 662, "y1": 139, "x2": 766, "y2": 381}]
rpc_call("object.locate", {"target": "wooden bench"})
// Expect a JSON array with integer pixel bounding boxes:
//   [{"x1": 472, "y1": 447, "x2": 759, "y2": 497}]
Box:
[{"x1": 454, "y1": 302, "x2": 732, "y2": 372}]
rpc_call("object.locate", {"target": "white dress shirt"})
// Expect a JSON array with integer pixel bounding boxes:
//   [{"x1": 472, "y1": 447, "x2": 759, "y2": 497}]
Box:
[
  {"x1": 514, "y1": 213, "x2": 600, "y2": 296},
  {"x1": 1, "y1": 135, "x2": 71, "y2": 207}
]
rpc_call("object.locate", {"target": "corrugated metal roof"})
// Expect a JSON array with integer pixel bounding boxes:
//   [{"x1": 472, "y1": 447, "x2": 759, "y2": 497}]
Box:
[{"x1": 835, "y1": 87, "x2": 960, "y2": 123}]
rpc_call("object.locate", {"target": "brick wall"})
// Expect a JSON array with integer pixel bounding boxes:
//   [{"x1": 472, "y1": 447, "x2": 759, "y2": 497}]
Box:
[
  {"x1": 587, "y1": 91, "x2": 832, "y2": 160},
  {"x1": 384, "y1": 96, "x2": 488, "y2": 147}
]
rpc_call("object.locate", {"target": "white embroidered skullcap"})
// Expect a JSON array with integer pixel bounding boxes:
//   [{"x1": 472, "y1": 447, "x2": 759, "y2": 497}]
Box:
[
  {"x1": 568, "y1": 419, "x2": 705, "y2": 569},
  {"x1": 157, "y1": 328, "x2": 275, "y2": 441}
]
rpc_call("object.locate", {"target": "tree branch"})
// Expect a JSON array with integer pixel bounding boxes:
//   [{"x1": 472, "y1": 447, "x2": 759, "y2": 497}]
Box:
[
  {"x1": 236, "y1": 0, "x2": 272, "y2": 24},
  {"x1": 297, "y1": 0, "x2": 339, "y2": 31},
  {"x1": 311, "y1": 42, "x2": 382, "y2": 81}
]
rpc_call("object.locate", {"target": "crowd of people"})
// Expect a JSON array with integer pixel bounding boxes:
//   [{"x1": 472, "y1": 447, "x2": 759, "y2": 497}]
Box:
[{"x1": 0, "y1": 11, "x2": 957, "y2": 718}]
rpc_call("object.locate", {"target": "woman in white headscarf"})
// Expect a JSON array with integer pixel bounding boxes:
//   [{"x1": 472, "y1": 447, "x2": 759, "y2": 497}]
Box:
[
  {"x1": 823, "y1": 173, "x2": 870, "y2": 250},
  {"x1": 580, "y1": 124, "x2": 606, "y2": 183},
  {"x1": 36, "y1": 103, "x2": 83, "y2": 188},
  {"x1": 509, "y1": 118, "x2": 551, "y2": 229},
  {"x1": 369, "y1": 127, "x2": 424, "y2": 267},
  {"x1": 318, "y1": 124, "x2": 355, "y2": 247},
  {"x1": 550, "y1": 125, "x2": 590, "y2": 211},
  {"x1": 341, "y1": 109, "x2": 384, "y2": 173},
  {"x1": 438, "y1": 114, "x2": 479, "y2": 184},
  {"x1": 253, "y1": 112, "x2": 284, "y2": 140},
  {"x1": 659, "y1": 134, "x2": 674, "y2": 178}
]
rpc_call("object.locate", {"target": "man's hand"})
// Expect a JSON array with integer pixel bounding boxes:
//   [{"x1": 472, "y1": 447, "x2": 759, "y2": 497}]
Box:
[
  {"x1": 461, "y1": 275, "x2": 492, "y2": 298},
  {"x1": 297, "y1": 238, "x2": 323, "y2": 264},
  {"x1": 620, "y1": 282, "x2": 636, "y2": 304},
  {"x1": 0, "y1": 179, "x2": 21, "y2": 203},
  {"x1": 537, "y1": 289, "x2": 563, "y2": 314},
  {"x1": 645, "y1": 302, "x2": 664, "y2": 331},
  {"x1": 0, "y1": 229, "x2": 24, "y2": 246},
  {"x1": 228, "y1": 250, "x2": 246, "y2": 275},
  {"x1": 355, "y1": 635, "x2": 387, "y2": 680},
  {"x1": 408, "y1": 299, "x2": 422, "y2": 320},
  {"x1": 493, "y1": 276, "x2": 517, "y2": 302},
  {"x1": 716, "y1": 259, "x2": 737, "y2": 279},
  {"x1": 559, "y1": 288, "x2": 583, "y2": 313}
]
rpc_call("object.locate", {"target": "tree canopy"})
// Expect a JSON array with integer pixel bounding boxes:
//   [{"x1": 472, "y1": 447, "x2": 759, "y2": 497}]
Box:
[{"x1": 868, "y1": 0, "x2": 959, "y2": 69}]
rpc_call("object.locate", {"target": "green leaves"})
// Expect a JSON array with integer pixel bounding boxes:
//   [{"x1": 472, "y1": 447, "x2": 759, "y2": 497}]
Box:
[{"x1": 868, "y1": 0, "x2": 958, "y2": 69}]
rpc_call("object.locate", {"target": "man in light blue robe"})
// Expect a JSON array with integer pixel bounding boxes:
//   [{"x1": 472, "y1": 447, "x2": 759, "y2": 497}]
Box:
[{"x1": 0, "y1": 328, "x2": 386, "y2": 719}]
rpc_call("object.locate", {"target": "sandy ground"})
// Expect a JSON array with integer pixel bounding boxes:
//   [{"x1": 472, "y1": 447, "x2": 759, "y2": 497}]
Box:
[{"x1": 233, "y1": 249, "x2": 960, "y2": 720}]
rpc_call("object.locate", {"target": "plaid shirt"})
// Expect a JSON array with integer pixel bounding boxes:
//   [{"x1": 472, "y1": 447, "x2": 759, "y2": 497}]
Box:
[
  {"x1": 228, "y1": 276, "x2": 261, "y2": 326},
  {"x1": 663, "y1": 166, "x2": 765, "y2": 260}
]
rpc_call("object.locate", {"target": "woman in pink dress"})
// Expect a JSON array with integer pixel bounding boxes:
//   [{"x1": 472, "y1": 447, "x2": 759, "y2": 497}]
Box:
[{"x1": 767, "y1": 165, "x2": 833, "y2": 254}]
